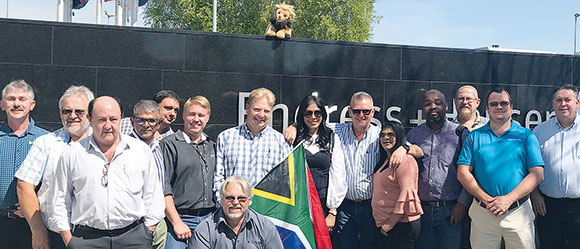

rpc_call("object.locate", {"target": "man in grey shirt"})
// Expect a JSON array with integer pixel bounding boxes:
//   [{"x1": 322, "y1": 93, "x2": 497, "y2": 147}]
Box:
[{"x1": 189, "y1": 176, "x2": 283, "y2": 249}]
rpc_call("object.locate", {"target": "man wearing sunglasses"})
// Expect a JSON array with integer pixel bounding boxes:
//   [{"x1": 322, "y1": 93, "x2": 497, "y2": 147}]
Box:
[
  {"x1": 15, "y1": 86, "x2": 93, "y2": 249},
  {"x1": 128, "y1": 99, "x2": 167, "y2": 249},
  {"x1": 457, "y1": 87, "x2": 544, "y2": 249},
  {"x1": 120, "y1": 90, "x2": 180, "y2": 140},
  {"x1": 161, "y1": 96, "x2": 216, "y2": 249},
  {"x1": 0, "y1": 80, "x2": 48, "y2": 249},
  {"x1": 189, "y1": 176, "x2": 283, "y2": 249},
  {"x1": 48, "y1": 96, "x2": 165, "y2": 249}
]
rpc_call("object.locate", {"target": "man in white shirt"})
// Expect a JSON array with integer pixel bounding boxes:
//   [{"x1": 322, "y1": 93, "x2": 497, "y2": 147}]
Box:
[
  {"x1": 16, "y1": 85, "x2": 94, "y2": 249},
  {"x1": 47, "y1": 96, "x2": 165, "y2": 248}
]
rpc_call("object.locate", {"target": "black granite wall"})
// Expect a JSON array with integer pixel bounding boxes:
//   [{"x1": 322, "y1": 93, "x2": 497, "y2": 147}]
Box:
[{"x1": 0, "y1": 18, "x2": 577, "y2": 139}]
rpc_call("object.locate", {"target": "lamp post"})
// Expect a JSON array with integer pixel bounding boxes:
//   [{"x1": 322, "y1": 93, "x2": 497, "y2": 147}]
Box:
[{"x1": 575, "y1": 13, "x2": 580, "y2": 55}]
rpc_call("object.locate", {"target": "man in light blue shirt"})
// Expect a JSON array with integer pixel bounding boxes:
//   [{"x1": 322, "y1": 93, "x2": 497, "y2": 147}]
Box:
[
  {"x1": 457, "y1": 87, "x2": 544, "y2": 249},
  {"x1": 531, "y1": 85, "x2": 580, "y2": 248}
]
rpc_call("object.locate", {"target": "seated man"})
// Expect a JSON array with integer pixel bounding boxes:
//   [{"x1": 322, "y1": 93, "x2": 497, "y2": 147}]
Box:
[{"x1": 189, "y1": 176, "x2": 283, "y2": 249}]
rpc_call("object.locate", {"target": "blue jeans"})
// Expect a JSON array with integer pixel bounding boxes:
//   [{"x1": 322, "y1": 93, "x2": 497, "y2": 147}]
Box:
[
  {"x1": 165, "y1": 214, "x2": 210, "y2": 249},
  {"x1": 335, "y1": 199, "x2": 376, "y2": 249},
  {"x1": 417, "y1": 204, "x2": 463, "y2": 249}
]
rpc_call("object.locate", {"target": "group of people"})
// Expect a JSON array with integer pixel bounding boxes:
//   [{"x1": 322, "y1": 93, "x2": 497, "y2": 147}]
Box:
[{"x1": 0, "y1": 79, "x2": 577, "y2": 249}]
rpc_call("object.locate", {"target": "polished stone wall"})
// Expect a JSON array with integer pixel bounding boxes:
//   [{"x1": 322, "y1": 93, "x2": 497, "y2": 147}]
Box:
[{"x1": 0, "y1": 18, "x2": 577, "y2": 139}]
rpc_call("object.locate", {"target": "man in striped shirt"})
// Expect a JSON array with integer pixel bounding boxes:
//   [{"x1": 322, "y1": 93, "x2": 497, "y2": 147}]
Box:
[{"x1": 128, "y1": 99, "x2": 167, "y2": 249}]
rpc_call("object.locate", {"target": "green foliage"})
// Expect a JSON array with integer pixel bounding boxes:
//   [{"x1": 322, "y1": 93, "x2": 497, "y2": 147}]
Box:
[{"x1": 144, "y1": 0, "x2": 380, "y2": 42}]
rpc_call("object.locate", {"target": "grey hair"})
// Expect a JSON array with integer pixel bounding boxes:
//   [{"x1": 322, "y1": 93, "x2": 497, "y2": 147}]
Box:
[
  {"x1": 133, "y1": 99, "x2": 161, "y2": 117},
  {"x1": 350, "y1": 91, "x2": 373, "y2": 107},
  {"x1": 2, "y1": 80, "x2": 34, "y2": 100},
  {"x1": 220, "y1": 176, "x2": 253, "y2": 199},
  {"x1": 58, "y1": 85, "x2": 95, "y2": 110}
]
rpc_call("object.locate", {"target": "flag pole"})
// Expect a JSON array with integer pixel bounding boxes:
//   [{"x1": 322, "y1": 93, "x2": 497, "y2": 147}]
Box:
[
  {"x1": 96, "y1": 0, "x2": 102, "y2": 24},
  {"x1": 212, "y1": 0, "x2": 217, "y2": 32},
  {"x1": 115, "y1": 0, "x2": 125, "y2": 26}
]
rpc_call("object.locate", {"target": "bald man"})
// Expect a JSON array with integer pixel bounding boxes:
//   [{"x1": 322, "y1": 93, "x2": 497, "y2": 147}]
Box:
[
  {"x1": 453, "y1": 85, "x2": 488, "y2": 130},
  {"x1": 48, "y1": 96, "x2": 165, "y2": 249}
]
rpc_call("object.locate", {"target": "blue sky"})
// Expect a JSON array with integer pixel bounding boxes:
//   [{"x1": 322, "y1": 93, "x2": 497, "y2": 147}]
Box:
[{"x1": 2, "y1": 0, "x2": 579, "y2": 54}]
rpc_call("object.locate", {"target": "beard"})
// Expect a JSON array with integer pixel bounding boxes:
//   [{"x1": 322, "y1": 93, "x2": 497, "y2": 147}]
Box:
[
  {"x1": 224, "y1": 205, "x2": 244, "y2": 220},
  {"x1": 458, "y1": 108, "x2": 474, "y2": 122},
  {"x1": 64, "y1": 121, "x2": 90, "y2": 137}
]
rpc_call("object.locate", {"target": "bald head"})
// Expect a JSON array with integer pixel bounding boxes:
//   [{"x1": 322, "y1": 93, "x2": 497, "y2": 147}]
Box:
[
  {"x1": 425, "y1": 89, "x2": 446, "y2": 102},
  {"x1": 456, "y1": 85, "x2": 479, "y2": 99},
  {"x1": 454, "y1": 85, "x2": 481, "y2": 124},
  {"x1": 90, "y1": 96, "x2": 122, "y2": 148},
  {"x1": 423, "y1": 89, "x2": 447, "y2": 125}
]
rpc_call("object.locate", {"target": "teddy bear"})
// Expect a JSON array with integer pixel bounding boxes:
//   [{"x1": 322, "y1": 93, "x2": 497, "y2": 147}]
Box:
[{"x1": 265, "y1": 3, "x2": 295, "y2": 39}]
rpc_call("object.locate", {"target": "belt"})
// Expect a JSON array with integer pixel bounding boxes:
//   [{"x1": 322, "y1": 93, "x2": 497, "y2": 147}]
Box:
[
  {"x1": 423, "y1": 200, "x2": 457, "y2": 208},
  {"x1": 73, "y1": 218, "x2": 144, "y2": 237},
  {"x1": 346, "y1": 199, "x2": 371, "y2": 204},
  {"x1": 177, "y1": 207, "x2": 215, "y2": 216},
  {"x1": 475, "y1": 195, "x2": 529, "y2": 212},
  {"x1": 0, "y1": 209, "x2": 18, "y2": 219}
]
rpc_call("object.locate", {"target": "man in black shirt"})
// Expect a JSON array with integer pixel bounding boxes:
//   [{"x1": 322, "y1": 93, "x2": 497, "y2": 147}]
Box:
[{"x1": 161, "y1": 96, "x2": 216, "y2": 249}]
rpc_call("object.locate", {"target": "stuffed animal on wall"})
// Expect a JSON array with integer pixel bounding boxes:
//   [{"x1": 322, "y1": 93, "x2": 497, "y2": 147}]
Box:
[{"x1": 265, "y1": 3, "x2": 295, "y2": 39}]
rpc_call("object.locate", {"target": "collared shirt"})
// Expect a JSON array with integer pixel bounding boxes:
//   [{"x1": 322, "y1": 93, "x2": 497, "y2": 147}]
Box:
[
  {"x1": 15, "y1": 128, "x2": 76, "y2": 226},
  {"x1": 458, "y1": 121, "x2": 544, "y2": 197},
  {"x1": 162, "y1": 130, "x2": 216, "y2": 210},
  {"x1": 0, "y1": 119, "x2": 48, "y2": 209},
  {"x1": 47, "y1": 134, "x2": 165, "y2": 232},
  {"x1": 407, "y1": 120, "x2": 470, "y2": 205},
  {"x1": 453, "y1": 112, "x2": 488, "y2": 130},
  {"x1": 214, "y1": 124, "x2": 291, "y2": 196},
  {"x1": 533, "y1": 115, "x2": 580, "y2": 198},
  {"x1": 188, "y1": 208, "x2": 284, "y2": 249},
  {"x1": 129, "y1": 130, "x2": 164, "y2": 189},
  {"x1": 120, "y1": 117, "x2": 174, "y2": 140},
  {"x1": 329, "y1": 123, "x2": 380, "y2": 201}
]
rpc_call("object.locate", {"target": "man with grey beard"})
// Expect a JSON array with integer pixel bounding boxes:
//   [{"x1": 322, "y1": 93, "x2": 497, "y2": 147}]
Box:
[
  {"x1": 189, "y1": 176, "x2": 283, "y2": 249},
  {"x1": 453, "y1": 85, "x2": 488, "y2": 131},
  {"x1": 16, "y1": 85, "x2": 94, "y2": 249}
]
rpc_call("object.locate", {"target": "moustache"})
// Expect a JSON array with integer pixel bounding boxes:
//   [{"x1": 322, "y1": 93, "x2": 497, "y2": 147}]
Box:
[{"x1": 10, "y1": 107, "x2": 23, "y2": 111}]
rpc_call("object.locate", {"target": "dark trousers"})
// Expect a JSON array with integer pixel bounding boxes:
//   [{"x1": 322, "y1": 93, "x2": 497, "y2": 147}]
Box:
[
  {"x1": 0, "y1": 216, "x2": 32, "y2": 249},
  {"x1": 537, "y1": 195, "x2": 580, "y2": 249},
  {"x1": 335, "y1": 199, "x2": 376, "y2": 249},
  {"x1": 49, "y1": 229, "x2": 67, "y2": 249},
  {"x1": 373, "y1": 219, "x2": 420, "y2": 249},
  {"x1": 68, "y1": 222, "x2": 153, "y2": 249}
]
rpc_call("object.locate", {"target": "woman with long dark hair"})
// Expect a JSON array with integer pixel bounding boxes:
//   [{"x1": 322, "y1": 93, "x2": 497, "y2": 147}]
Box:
[
  {"x1": 372, "y1": 121, "x2": 422, "y2": 249},
  {"x1": 294, "y1": 95, "x2": 346, "y2": 231}
]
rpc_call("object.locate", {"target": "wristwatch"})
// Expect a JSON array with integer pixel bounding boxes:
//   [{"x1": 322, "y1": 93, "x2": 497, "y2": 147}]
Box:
[{"x1": 328, "y1": 209, "x2": 337, "y2": 216}]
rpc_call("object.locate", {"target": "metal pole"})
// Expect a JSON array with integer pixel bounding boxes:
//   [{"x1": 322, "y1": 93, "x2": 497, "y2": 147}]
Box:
[
  {"x1": 212, "y1": 0, "x2": 217, "y2": 32},
  {"x1": 96, "y1": 0, "x2": 102, "y2": 24},
  {"x1": 575, "y1": 13, "x2": 580, "y2": 55},
  {"x1": 6, "y1": 0, "x2": 8, "y2": 18}
]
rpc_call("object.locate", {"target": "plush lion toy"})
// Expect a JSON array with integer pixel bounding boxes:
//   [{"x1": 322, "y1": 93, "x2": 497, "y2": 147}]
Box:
[{"x1": 265, "y1": 3, "x2": 295, "y2": 39}]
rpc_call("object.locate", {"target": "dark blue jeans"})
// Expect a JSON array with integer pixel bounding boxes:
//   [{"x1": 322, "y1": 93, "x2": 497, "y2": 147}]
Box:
[
  {"x1": 166, "y1": 214, "x2": 210, "y2": 249},
  {"x1": 335, "y1": 199, "x2": 375, "y2": 249},
  {"x1": 417, "y1": 204, "x2": 462, "y2": 249},
  {"x1": 537, "y1": 195, "x2": 580, "y2": 249}
]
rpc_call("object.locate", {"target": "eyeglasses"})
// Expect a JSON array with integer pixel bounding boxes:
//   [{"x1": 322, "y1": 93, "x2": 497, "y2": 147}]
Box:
[
  {"x1": 101, "y1": 163, "x2": 109, "y2": 188},
  {"x1": 351, "y1": 109, "x2": 372, "y2": 115},
  {"x1": 380, "y1": 132, "x2": 396, "y2": 138},
  {"x1": 303, "y1": 110, "x2": 322, "y2": 118},
  {"x1": 224, "y1": 195, "x2": 248, "y2": 203},
  {"x1": 61, "y1": 109, "x2": 86, "y2": 116},
  {"x1": 455, "y1": 97, "x2": 476, "y2": 103},
  {"x1": 488, "y1": 101, "x2": 510, "y2": 108},
  {"x1": 134, "y1": 117, "x2": 159, "y2": 125}
]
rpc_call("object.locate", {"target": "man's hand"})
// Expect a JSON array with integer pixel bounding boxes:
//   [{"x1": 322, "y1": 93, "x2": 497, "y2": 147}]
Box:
[
  {"x1": 61, "y1": 231, "x2": 72, "y2": 246},
  {"x1": 173, "y1": 220, "x2": 192, "y2": 240},
  {"x1": 487, "y1": 195, "x2": 514, "y2": 216},
  {"x1": 284, "y1": 125, "x2": 297, "y2": 144},
  {"x1": 12, "y1": 203, "x2": 24, "y2": 218},
  {"x1": 530, "y1": 189, "x2": 546, "y2": 216},
  {"x1": 449, "y1": 203, "x2": 467, "y2": 224},
  {"x1": 147, "y1": 225, "x2": 156, "y2": 232},
  {"x1": 389, "y1": 146, "x2": 407, "y2": 168},
  {"x1": 325, "y1": 214, "x2": 336, "y2": 232}
]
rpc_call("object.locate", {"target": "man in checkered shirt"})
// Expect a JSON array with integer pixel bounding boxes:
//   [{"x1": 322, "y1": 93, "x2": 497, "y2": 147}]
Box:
[{"x1": 213, "y1": 88, "x2": 291, "y2": 198}]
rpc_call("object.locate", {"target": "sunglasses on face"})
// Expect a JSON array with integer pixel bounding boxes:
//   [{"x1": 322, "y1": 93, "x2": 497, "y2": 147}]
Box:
[
  {"x1": 134, "y1": 117, "x2": 159, "y2": 125},
  {"x1": 303, "y1": 110, "x2": 322, "y2": 118},
  {"x1": 61, "y1": 109, "x2": 86, "y2": 116},
  {"x1": 488, "y1": 101, "x2": 510, "y2": 108},
  {"x1": 351, "y1": 109, "x2": 372, "y2": 115},
  {"x1": 224, "y1": 195, "x2": 248, "y2": 203}
]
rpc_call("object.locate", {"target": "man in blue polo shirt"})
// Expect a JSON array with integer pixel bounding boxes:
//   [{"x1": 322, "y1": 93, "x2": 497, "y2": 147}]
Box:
[{"x1": 457, "y1": 87, "x2": 544, "y2": 249}]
